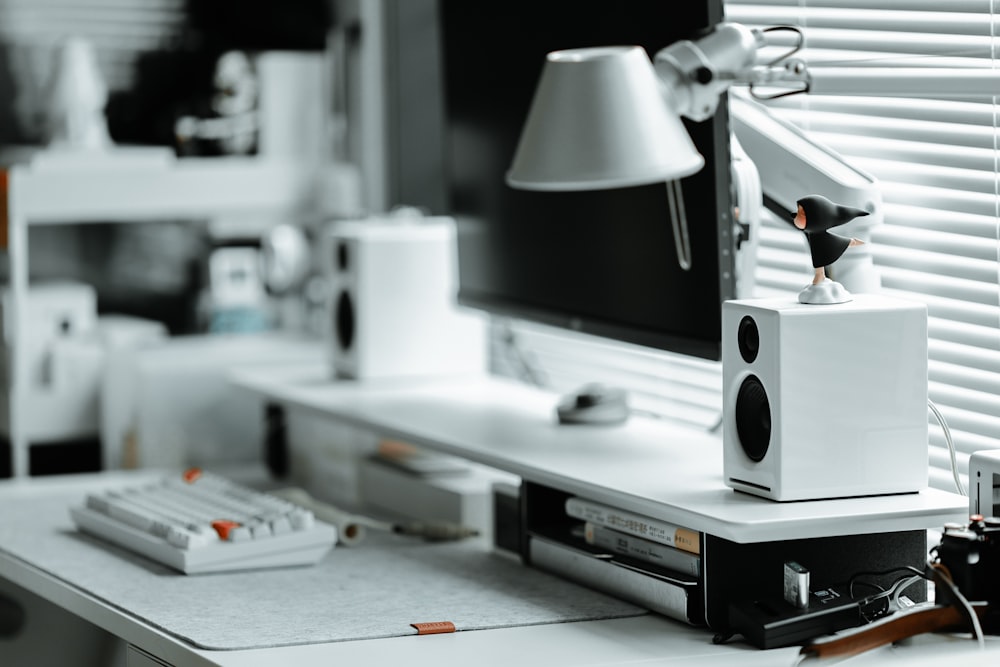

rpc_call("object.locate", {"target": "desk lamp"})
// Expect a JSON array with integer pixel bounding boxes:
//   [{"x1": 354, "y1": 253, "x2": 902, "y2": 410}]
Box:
[{"x1": 508, "y1": 22, "x2": 1000, "y2": 186}]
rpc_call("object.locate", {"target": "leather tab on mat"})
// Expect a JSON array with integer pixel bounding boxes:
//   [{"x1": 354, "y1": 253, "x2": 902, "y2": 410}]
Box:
[{"x1": 411, "y1": 621, "x2": 456, "y2": 635}]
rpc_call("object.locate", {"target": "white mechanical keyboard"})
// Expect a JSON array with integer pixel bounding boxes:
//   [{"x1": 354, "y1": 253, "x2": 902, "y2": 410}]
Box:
[{"x1": 70, "y1": 469, "x2": 338, "y2": 574}]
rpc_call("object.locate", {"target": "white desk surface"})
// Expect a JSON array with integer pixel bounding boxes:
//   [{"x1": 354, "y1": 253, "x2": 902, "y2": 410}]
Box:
[
  {"x1": 230, "y1": 365, "x2": 968, "y2": 544},
  {"x1": 1, "y1": 472, "x2": 997, "y2": 666}
]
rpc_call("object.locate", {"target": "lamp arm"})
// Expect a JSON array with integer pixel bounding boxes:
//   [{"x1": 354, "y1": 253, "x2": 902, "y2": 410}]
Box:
[
  {"x1": 655, "y1": 22, "x2": 1000, "y2": 123},
  {"x1": 762, "y1": 64, "x2": 1000, "y2": 98},
  {"x1": 653, "y1": 23, "x2": 764, "y2": 122},
  {"x1": 730, "y1": 90, "x2": 881, "y2": 227},
  {"x1": 730, "y1": 89, "x2": 883, "y2": 293}
]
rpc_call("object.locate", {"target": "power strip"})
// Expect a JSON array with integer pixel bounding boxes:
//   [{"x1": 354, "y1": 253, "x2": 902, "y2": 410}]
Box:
[{"x1": 728, "y1": 587, "x2": 862, "y2": 649}]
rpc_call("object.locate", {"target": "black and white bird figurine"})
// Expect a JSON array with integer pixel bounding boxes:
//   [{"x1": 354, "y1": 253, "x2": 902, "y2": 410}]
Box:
[{"x1": 793, "y1": 194, "x2": 869, "y2": 304}]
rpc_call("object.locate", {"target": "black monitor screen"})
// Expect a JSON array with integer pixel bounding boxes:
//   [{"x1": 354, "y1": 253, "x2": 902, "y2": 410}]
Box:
[{"x1": 439, "y1": 0, "x2": 735, "y2": 360}]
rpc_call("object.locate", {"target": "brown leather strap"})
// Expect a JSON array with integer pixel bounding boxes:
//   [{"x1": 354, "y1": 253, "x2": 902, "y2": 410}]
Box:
[
  {"x1": 801, "y1": 604, "x2": 981, "y2": 659},
  {"x1": 0, "y1": 168, "x2": 8, "y2": 250}
]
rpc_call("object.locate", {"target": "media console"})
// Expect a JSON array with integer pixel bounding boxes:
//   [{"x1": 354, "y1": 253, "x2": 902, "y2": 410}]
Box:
[{"x1": 231, "y1": 365, "x2": 968, "y2": 634}]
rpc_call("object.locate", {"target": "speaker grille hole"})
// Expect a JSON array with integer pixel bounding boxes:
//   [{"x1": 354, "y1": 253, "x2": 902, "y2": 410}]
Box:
[
  {"x1": 335, "y1": 291, "x2": 355, "y2": 351},
  {"x1": 735, "y1": 374, "x2": 770, "y2": 462},
  {"x1": 738, "y1": 315, "x2": 759, "y2": 364},
  {"x1": 336, "y1": 241, "x2": 349, "y2": 271}
]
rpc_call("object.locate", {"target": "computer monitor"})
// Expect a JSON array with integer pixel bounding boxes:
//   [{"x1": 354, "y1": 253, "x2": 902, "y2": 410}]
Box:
[{"x1": 439, "y1": 0, "x2": 735, "y2": 360}]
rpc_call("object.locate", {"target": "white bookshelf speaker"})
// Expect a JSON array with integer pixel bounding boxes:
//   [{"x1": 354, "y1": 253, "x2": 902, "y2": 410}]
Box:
[
  {"x1": 324, "y1": 216, "x2": 486, "y2": 380},
  {"x1": 722, "y1": 294, "x2": 929, "y2": 501}
]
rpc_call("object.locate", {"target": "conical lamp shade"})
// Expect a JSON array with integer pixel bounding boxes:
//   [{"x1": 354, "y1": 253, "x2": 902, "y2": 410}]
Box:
[{"x1": 506, "y1": 46, "x2": 705, "y2": 191}]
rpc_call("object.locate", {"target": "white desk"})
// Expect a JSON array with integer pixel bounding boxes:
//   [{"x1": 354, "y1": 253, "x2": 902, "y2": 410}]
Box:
[
  {"x1": 0, "y1": 471, "x2": 997, "y2": 666},
  {"x1": 227, "y1": 366, "x2": 982, "y2": 630},
  {"x1": 0, "y1": 369, "x2": 989, "y2": 665},
  {"x1": 0, "y1": 469, "x2": 790, "y2": 666}
]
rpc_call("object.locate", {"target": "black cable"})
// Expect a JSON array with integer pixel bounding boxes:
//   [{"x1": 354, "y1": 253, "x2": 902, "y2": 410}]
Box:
[
  {"x1": 850, "y1": 580, "x2": 885, "y2": 599},
  {"x1": 760, "y1": 26, "x2": 804, "y2": 65},
  {"x1": 840, "y1": 565, "x2": 930, "y2": 622},
  {"x1": 845, "y1": 566, "x2": 926, "y2": 599},
  {"x1": 858, "y1": 573, "x2": 927, "y2": 623},
  {"x1": 749, "y1": 25, "x2": 808, "y2": 101}
]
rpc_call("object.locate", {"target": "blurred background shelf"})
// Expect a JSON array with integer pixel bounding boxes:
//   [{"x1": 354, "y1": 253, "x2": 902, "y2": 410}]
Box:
[
  {"x1": 1, "y1": 147, "x2": 360, "y2": 478},
  {"x1": 2, "y1": 147, "x2": 358, "y2": 223}
]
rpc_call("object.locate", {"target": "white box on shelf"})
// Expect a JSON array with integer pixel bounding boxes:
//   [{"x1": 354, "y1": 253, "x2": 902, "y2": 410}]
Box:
[
  {"x1": 0, "y1": 282, "x2": 97, "y2": 387},
  {"x1": 105, "y1": 333, "x2": 324, "y2": 470},
  {"x1": 358, "y1": 455, "x2": 518, "y2": 536},
  {"x1": 968, "y1": 449, "x2": 1000, "y2": 517},
  {"x1": 282, "y1": 405, "x2": 375, "y2": 509},
  {"x1": 256, "y1": 51, "x2": 328, "y2": 161},
  {"x1": 0, "y1": 338, "x2": 104, "y2": 442},
  {"x1": 1, "y1": 314, "x2": 169, "y2": 445},
  {"x1": 0, "y1": 282, "x2": 102, "y2": 442}
]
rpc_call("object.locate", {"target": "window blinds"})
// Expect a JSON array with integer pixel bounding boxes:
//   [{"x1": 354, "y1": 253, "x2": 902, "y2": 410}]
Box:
[
  {"x1": 727, "y1": 0, "x2": 1000, "y2": 492},
  {"x1": 0, "y1": 0, "x2": 186, "y2": 143},
  {"x1": 0, "y1": 0, "x2": 185, "y2": 91},
  {"x1": 496, "y1": 1, "x2": 1000, "y2": 495}
]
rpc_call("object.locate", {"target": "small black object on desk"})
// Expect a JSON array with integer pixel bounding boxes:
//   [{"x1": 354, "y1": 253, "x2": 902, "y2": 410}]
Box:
[{"x1": 555, "y1": 384, "x2": 630, "y2": 425}]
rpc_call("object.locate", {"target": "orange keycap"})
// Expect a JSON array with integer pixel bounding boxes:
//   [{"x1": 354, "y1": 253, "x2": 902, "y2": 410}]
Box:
[
  {"x1": 211, "y1": 520, "x2": 242, "y2": 540},
  {"x1": 183, "y1": 467, "x2": 203, "y2": 483}
]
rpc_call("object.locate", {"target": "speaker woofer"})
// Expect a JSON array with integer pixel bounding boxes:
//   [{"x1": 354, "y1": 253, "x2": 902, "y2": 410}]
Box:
[{"x1": 735, "y1": 374, "x2": 770, "y2": 462}]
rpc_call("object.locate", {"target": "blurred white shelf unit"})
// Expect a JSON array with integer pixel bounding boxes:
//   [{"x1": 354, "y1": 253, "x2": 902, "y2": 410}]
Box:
[{"x1": 0, "y1": 147, "x2": 359, "y2": 478}]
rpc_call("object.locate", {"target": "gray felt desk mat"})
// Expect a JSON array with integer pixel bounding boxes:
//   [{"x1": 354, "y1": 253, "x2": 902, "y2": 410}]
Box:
[{"x1": 0, "y1": 490, "x2": 645, "y2": 650}]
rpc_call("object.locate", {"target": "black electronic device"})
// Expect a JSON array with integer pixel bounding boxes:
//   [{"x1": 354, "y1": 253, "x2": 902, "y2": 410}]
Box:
[
  {"x1": 728, "y1": 587, "x2": 861, "y2": 649},
  {"x1": 934, "y1": 515, "x2": 1000, "y2": 604},
  {"x1": 555, "y1": 384, "x2": 630, "y2": 425},
  {"x1": 437, "y1": 0, "x2": 735, "y2": 361}
]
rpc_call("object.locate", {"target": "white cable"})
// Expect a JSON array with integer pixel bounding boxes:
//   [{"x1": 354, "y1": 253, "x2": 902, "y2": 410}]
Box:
[
  {"x1": 273, "y1": 487, "x2": 479, "y2": 543},
  {"x1": 271, "y1": 487, "x2": 368, "y2": 546},
  {"x1": 932, "y1": 563, "x2": 986, "y2": 651},
  {"x1": 947, "y1": 579, "x2": 986, "y2": 650},
  {"x1": 707, "y1": 413, "x2": 723, "y2": 433},
  {"x1": 889, "y1": 575, "x2": 923, "y2": 610},
  {"x1": 928, "y1": 399, "x2": 964, "y2": 496},
  {"x1": 498, "y1": 319, "x2": 547, "y2": 387}
]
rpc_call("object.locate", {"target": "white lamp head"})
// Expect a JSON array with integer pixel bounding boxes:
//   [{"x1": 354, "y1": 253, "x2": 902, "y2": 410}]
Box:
[{"x1": 506, "y1": 46, "x2": 705, "y2": 191}]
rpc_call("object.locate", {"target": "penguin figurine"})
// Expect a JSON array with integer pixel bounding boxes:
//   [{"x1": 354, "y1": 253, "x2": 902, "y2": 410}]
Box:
[{"x1": 793, "y1": 194, "x2": 869, "y2": 304}]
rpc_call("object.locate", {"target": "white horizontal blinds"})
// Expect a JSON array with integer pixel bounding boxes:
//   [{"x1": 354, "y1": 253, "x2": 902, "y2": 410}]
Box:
[
  {"x1": 727, "y1": 0, "x2": 1000, "y2": 492},
  {"x1": 0, "y1": 0, "x2": 186, "y2": 91}
]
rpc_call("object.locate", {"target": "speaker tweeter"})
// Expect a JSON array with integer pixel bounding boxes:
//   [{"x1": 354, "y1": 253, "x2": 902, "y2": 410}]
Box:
[{"x1": 737, "y1": 315, "x2": 759, "y2": 364}]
